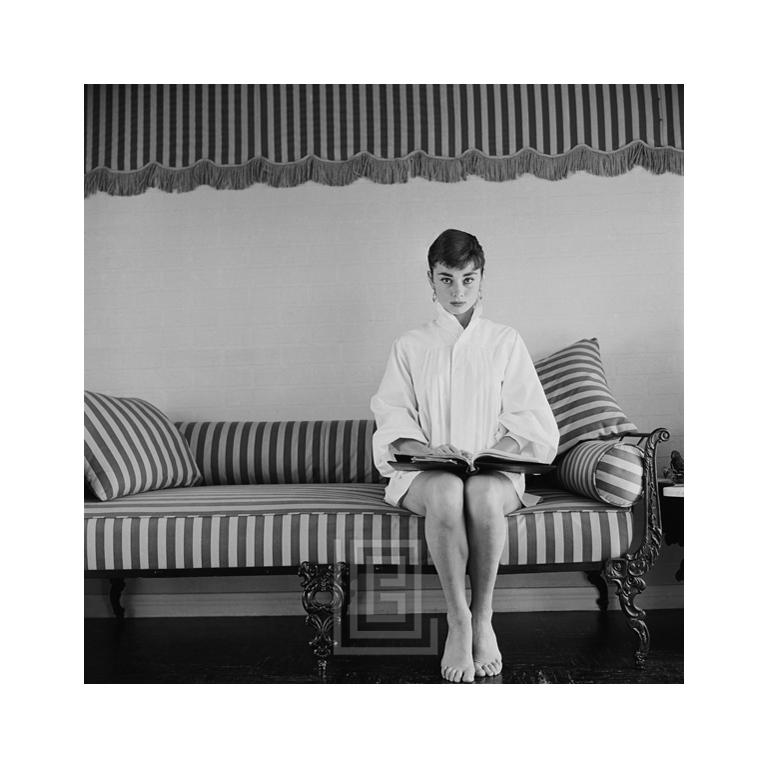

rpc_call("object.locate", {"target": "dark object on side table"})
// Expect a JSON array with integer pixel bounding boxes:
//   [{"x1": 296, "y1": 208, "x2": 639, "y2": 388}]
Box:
[{"x1": 663, "y1": 450, "x2": 684, "y2": 485}]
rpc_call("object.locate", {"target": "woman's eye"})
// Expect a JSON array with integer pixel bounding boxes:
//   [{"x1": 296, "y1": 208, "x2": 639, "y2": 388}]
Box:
[
  {"x1": 464, "y1": 278, "x2": 474, "y2": 284},
  {"x1": 441, "y1": 278, "x2": 451, "y2": 284}
]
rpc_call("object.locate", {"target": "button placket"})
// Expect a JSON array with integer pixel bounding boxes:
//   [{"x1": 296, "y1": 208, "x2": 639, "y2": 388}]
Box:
[
  {"x1": 450, "y1": 333, "x2": 468, "y2": 447},
  {"x1": 441, "y1": 313, "x2": 479, "y2": 449}
]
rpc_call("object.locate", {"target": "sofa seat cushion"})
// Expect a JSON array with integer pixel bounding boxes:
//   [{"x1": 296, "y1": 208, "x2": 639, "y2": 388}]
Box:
[{"x1": 84, "y1": 485, "x2": 635, "y2": 571}]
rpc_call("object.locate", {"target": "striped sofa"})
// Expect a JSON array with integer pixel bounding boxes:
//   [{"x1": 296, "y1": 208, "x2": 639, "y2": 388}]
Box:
[{"x1": 85, "y1": 418, "x2": 669, "y2": 670}]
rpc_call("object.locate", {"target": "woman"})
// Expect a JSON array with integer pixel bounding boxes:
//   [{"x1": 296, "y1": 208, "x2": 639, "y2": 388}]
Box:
[{"x1": 370, "y1": 229, "x2": 559, "y2": 683}]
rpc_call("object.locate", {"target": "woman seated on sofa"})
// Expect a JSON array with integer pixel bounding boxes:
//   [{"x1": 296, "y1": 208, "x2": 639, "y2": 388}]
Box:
[{"x1": 371, "y1": 229, "x2": 559, "y2": 683}]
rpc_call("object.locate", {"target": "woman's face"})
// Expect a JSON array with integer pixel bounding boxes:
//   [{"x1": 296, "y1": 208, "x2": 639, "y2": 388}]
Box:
[{"x1": 429, "y1": 261, "x2": 483, "y2": 317}]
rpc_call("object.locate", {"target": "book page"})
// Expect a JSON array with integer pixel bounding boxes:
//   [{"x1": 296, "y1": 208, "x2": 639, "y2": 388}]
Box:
[{"x1": 474, "y1": 447, "x2": 535, "y2": 463}]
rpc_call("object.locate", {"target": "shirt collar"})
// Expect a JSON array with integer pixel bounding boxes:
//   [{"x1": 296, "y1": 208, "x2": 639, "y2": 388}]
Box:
[{"x1": 434, "y1": 299, "x2": 484, "y2": 335}]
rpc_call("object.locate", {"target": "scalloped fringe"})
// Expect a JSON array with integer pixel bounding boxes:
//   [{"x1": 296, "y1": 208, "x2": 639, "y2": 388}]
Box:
[{"x1": 84, "y1": 142, "x2": 683, "y2": 197}]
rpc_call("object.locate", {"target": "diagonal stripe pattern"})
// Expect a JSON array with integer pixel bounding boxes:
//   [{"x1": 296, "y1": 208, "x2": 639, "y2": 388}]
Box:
[
  {"x1": 85, "y1": 391, "x2": 203, "y2": 501},
  {"x1": 534, "y1": 338, "x2": 638, "y2": 455},
  {"x1": 556, "y1": 440, "x2": 644, "y2": 507}
]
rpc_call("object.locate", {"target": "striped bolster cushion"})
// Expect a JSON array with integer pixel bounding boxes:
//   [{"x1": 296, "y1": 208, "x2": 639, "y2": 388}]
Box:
[
  {"x1": 556, "y1": 440, "x2": 644, "y2": 507},
  {"x1": 85, "y1": 391, "x2": 203, "y2": 501},
  {"x1": 534, "y1": 338, "x2": 637, "y2": 455},
  {"x1": 176, "y1": 420, "x2": 382, "y2": 485}
]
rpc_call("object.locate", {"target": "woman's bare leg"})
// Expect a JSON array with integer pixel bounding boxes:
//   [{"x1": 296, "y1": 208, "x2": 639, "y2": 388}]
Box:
[
  {"x1": 401, "y1": 471, "x2": 474, "y2": 683},
  {"x1": 464, "y1": 472, "x2": 521, "y2": 677}
]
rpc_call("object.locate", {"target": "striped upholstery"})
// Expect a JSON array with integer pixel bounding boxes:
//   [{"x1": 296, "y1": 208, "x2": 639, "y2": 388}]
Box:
[
  {"x1": 84, "y1": 485, "x2": 634, "y2": 570},
  {"x1": 85, "y1": 391, "x2": 202, "y2": 501},
  {"x1": 556, "y1": 440, "x2": 644, "y2": 507},
  {"x1": 176, "y1": 420, "x2": 381, "y2": 485},
  {"x1": 534, "y1": 339, "x2": 637, "y2": 455}
]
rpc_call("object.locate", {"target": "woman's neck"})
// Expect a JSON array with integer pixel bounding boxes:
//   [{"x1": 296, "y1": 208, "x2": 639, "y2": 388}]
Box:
[{"x1": 456, "y1": 306, "x2": 475, "y2": 329}]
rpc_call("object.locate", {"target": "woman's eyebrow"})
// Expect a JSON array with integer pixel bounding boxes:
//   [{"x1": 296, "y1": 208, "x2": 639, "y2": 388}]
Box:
[{"x1": 437, "y1": 269, "x2": 477, "y2": 277}]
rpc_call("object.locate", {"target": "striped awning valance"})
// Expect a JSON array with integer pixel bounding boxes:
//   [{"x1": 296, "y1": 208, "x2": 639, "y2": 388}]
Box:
[{"x1": 84, "y1": 84, "x2": 683, "y2": 196}]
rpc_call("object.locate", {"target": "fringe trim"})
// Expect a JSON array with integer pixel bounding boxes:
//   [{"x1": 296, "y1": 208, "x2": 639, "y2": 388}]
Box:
[{"x1": 84, "y1": 142, "x2": 683, "y2": 197}]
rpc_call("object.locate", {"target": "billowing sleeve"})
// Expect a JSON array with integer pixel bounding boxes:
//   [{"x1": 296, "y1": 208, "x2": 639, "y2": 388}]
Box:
[
  {"x1": 497, "y1": 331, "x2": 559, "y2": 462},
  {"x1": 370, "y1": 337, "x2": 428, "y2": 477}
]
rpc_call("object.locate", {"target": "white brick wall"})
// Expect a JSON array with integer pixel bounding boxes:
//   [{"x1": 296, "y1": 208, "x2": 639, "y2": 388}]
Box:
[{"x1": 85, "y1": 168, "x2": 683, "y2": 465}]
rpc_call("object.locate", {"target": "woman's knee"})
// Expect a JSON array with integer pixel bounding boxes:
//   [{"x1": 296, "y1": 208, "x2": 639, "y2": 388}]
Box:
[
  {"x1": 423, "y1": 472, "x2": 464, "y2": 524},
  {"x1": 464, "y1": 475, "x2": 507, "y2": 519}
]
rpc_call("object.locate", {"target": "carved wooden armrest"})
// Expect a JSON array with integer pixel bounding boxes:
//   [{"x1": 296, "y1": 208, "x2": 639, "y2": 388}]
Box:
[
  {"x1": 619, "y1": 427, "x2": 671, "y2": 556},
  {"x1": 603, "y1": 427, "x2": 670, "y2": 668}
]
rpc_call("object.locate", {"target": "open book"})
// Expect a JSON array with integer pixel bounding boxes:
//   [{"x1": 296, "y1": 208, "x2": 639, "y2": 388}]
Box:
[{"x1": 389, "y1": 448, "x2": 555, "y2": 476}]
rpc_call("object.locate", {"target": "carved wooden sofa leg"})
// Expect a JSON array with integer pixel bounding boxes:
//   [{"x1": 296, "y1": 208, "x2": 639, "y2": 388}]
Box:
[
  {"x1": 109, "y1": 577, "x2": 126, "y2": 619},
  {"x1": 595, "y1": 427, "x2": 670, "y2": 668},
  {"x1": 603, "y1": 557, "x2": 651, "y2": 668},
  {"x1": 601, "y1": 427, "x2": 668, "y2": 669},
  {"x1": 298, "y1": 562, "x2": 349, "y2": 676},
  {"x1": 585, "y1": 570, "x2": 609, "y2": 612}
]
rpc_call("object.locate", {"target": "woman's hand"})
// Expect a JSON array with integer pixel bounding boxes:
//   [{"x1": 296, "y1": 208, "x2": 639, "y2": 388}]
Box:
[
  {"x1": 430, "y1": 444, "x2": 472, "y2": 460},
  {"x1": 391, "y1": 439, "x2": 472, "y2": 460}
]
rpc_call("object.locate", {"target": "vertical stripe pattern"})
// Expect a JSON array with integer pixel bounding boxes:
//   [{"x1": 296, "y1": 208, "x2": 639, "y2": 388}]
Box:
[
  {"x1": 176, "y1": 420, "x2": 382, "y2": 485},
  {"x1": 84, "y1": 487, "x2": 634, "y2": 570},
  {"x1": 85, "y1": 84, "x2": 683, "y2": 195}
]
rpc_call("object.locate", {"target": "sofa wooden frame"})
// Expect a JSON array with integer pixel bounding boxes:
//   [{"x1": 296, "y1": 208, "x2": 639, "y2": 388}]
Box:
[{"x1": 86, "y1": 428, "x2": 669, "y2": 675}]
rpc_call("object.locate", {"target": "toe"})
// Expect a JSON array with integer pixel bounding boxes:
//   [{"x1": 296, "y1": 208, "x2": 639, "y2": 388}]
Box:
[{"x1": 474, "y1": 662, "x2": 486, "y2": 677}]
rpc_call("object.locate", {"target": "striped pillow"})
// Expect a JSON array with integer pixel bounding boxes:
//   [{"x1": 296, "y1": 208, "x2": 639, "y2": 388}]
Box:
[
  {"x1": 556, "y1": 440, "x2": 644, "y2": 507},
  {"x1": 534, "y1": 338, "x2": 637, "y2": 455},
  {"x1": 84, "y1": 391, "x2": 203, "y2": 501}
]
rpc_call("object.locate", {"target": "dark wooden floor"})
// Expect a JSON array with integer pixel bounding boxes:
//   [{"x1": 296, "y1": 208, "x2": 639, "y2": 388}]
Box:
[{"x1": 84, "y1": 609, "x2": 683, "y2": 683}]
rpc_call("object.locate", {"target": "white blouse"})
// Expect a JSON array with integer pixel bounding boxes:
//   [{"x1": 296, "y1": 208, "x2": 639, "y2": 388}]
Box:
[{"x1": 370, "y1": 301, "x2": 560, "y2": 508}]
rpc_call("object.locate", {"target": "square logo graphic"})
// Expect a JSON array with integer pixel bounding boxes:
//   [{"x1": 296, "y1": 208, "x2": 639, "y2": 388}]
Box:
[{"x1": 334, "y1": 538, "x2": 439, "y2": 656}]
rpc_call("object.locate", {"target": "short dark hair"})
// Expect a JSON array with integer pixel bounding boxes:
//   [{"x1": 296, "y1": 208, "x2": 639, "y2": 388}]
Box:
[{"x1": 427, "y1": 229, "x2": 485, "y2": 273}]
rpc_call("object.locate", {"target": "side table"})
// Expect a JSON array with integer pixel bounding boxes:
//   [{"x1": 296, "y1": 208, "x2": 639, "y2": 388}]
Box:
[{"x1": 660, "y1": 483, "x2": 684, "y2": 582}]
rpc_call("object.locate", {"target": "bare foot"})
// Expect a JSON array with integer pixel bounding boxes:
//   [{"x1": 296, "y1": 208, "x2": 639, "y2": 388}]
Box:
[
  {"x1": 472, "y1": 614, "x2": 502, "y2": 678},
  {"x1": 441, "y1": 614, "x2": 475, "y2": 682}
]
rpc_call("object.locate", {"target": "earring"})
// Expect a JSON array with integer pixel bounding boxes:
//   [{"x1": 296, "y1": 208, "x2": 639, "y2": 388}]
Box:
[
  {"x1": 479, "y1": 289, "x2": 483, "y2": 299},
  {"x1": 432, "y1": 291, "x2": 437, "y2": 302}
]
